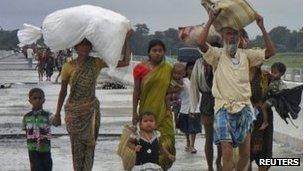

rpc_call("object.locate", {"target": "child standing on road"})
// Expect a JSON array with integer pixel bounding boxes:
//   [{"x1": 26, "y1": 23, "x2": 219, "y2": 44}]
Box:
[
  {"x1": 128, "y1": 112, "x2": 175, "y2": 171},
  {"x1": 177, "y1": 62, "x2": 202, "y2": 154},
  {"x1": 36, "y1": 50, "x2": 47, "y2": 82},
  {"x1": 22, "y1": 88, "x2": 53, "y2": 171}
]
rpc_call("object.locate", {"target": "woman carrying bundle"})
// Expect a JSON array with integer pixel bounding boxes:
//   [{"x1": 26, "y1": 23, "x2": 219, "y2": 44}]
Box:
[{"x1": 53, "y1": 31, "x2": 132, "y2": 171}]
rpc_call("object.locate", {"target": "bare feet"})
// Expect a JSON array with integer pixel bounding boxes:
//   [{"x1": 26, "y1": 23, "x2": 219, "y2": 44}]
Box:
[
  {"x1": 185, "y1": 146, "x2": 191, "y2": 152},
  {"x1": 259, "y1": 122, "x2": 269, "y2": 130},
  {"x1": 190, "y1": 147, "x2": 197, "y2": 154}
]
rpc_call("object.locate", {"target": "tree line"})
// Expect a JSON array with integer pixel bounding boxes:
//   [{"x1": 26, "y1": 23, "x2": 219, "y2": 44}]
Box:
[
  {"x1": 0, "y1": 24, "x2": 302, "y2": 55},
  {"x1": 0, "y1": 28, "x2": 18, "y2": 50}
]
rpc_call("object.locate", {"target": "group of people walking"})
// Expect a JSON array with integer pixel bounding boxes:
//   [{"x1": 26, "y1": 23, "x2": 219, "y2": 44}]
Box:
[
  {"x1": 21, "y1": 10, "x2": 300, "y2": 171},
  {"x1": 24, "y1": 47, "x2": 69, "y2": 82}
]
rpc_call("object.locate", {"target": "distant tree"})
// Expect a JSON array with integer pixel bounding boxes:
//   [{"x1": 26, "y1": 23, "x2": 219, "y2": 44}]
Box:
[
  {"x1": 150, "y1": 28, "x2": 186, "y2": 56},
  {"x1": 134, "y1": 24, "x2": 149, "y2": 36},
  {"x1": 294, "y1": 28, "x2": 303, "y2": 52},
  {"x1": 153, "y1": 31, "x2": 165, "y2": 40},
  {"x1": 164, "y1": 28, "x2": 179, "y2": 42},
  {"x1": 130, "y1": 24, "x2": 151, "y2": 55},
  {"x1": 269, "y1": 26, "x2": 290, "y2": 44},
  {"x1": 251, "y1": 26, "x2": 302, "y2": 53},
  {"x1": 250, "y1": 35, "x2": 263, "y2": 48},
  {"x1": 0, "y1": 29, "x2": 18, "y2": 50}
]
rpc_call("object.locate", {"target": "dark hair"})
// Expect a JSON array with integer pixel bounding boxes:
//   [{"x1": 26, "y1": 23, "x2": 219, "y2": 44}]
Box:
[
  {"x1": 186, "y1": 62, "x2": 195, "y2": 71},
  {"x1": 75, "y1": 38, "x2": 93, "y2": 50},
  {"x1": 240, "y1": 28, "x2": 249, "y2": 39},
  {"x1": 139, "y1": 111, "x2": 155, "y2": 123},
  {"x1": 185, "y1": 62, "x2": 195, "y2": 77},
  {"x1": 271, "y1": 62, "x2": 286, "y2": 75},
  {"x1": 29, "y1": 88, "x2": 45, "y2": 98},
  {"x1": 147, "y1": 39, "x2": 166, "y2": 54}
]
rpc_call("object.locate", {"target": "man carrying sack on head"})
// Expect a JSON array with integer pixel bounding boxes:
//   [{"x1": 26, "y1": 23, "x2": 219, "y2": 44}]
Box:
[{"x1": 198, "y1": 9, "x2": 276, "y2": 171}]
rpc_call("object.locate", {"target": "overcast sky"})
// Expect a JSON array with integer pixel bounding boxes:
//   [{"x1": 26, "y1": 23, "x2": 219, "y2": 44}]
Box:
[{"x1": 0, "y1": 0, "x2": 302, "y2": 39}]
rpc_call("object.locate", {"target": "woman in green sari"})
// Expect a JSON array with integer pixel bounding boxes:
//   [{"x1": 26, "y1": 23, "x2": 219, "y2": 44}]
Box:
[
  {"x1": 53, "y1": 32, "x2": 131, "y2": 171},
  {"x1": 132, "y1": 39, "x2": 175, "y2": 170}
]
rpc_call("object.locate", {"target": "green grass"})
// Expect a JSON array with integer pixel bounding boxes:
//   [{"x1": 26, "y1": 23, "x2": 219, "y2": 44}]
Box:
[{"x1": 264, "y1": 52, "x2": 303, "y2": 69}]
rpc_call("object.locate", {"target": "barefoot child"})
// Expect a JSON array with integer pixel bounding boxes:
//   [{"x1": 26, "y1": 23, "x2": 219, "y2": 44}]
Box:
[
  {"x1": 177, "y1": 62, "x2": 202, "y2": 154},
  {"x1": 260, "y1": 62, "x2": 287, "y2": 130},
  {"x1": 128, "y1": 112, "x2": 175, "y2": 170},
  {"x1": 22, "y1": 88, "x2": 53, "y2": 171}
]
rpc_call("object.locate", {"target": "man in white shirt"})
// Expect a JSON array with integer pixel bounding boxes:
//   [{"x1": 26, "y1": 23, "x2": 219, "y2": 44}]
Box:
[
  {"x1": 27, "y1": 47, "x2": 34, "y2": 68},
  {"x1": 198, "y1": 10, "x2": 276, "y2": 171}
]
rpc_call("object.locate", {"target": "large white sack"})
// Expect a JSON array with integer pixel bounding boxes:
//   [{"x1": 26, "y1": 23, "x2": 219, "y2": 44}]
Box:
[
  {"x1": 18, "y1": 5, "x2": 132, "y2": 69},
  {"x1": 101, "y1": 56, "x2": 139, "y2": 86},
  {"x1": 17, "y1": 24, "x2": 42, "y2": 47},
  {"x1": 102, "y1": 65, "x2": 133, "y2": 85}
]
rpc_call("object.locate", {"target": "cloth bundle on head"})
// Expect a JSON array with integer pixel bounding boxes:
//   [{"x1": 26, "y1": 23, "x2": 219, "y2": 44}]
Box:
[
  {"x1": 201, "y1": 0, "x2": 256, "y2": 32},
  {"x1": 178, "y1": 24, "x2": 222, "y2": 47},
  {"x1": 17, "y1": 5, "x2": 132, "y2": 69}
]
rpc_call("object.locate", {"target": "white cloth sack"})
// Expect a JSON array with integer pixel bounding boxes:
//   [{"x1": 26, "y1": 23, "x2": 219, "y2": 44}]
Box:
[
  {"x1": 101, "y1": 55, "x2": 138, "y2": 86},
  {"x1": 101, "y1": 65, "x2": 133, "y2": 85},
  {"x1": 17, "y1": 5, "x2": 132, "y2": 69},
  {"x1": 17, "y1": 24, "x2": 43, "y2": 47}
]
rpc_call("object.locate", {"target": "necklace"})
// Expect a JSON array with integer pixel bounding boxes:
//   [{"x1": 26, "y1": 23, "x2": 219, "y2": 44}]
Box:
[{"x1": 147, "y1": 61, "x2": 157, "y2": 70}]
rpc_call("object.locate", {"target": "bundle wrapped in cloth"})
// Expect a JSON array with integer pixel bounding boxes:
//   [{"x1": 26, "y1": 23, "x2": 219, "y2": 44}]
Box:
[
  {"x1": 201, "y1": 0, "x2": 256, "y2": 32},
  {"x1": 178, "y1": 24, "x2": 222, "y2": 47},
  {"x1": 117, "y1": 125, "x2": 136, "y2": 170},
  {"x1": 18, "y1": 5, "x2": 132, "y2": 69}
]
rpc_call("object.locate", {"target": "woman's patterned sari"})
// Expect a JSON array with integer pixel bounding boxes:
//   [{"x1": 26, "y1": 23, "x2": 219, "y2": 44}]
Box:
[{"x1": 64, "y1": 57, "x2": 100, "y2": 171}]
